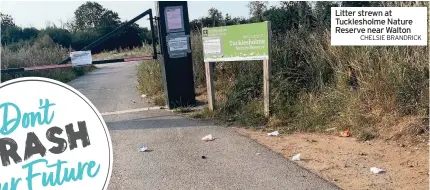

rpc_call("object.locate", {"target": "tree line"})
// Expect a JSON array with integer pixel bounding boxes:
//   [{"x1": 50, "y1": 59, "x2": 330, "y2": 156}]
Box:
[
  {"x1": 1, "y1": 2, "x2": 153, "y2": 53},
  {"x1": 189, "y1": 1, "x2": 418, "y2": 33},
  {"x1": 1, "y1": 1, "x2": 420, "y2": 54}
]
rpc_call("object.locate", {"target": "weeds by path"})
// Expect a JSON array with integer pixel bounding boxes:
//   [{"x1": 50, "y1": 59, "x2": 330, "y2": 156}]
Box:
[{"x1": 1, "y1": 35, "x2": 94, "y2": 82}]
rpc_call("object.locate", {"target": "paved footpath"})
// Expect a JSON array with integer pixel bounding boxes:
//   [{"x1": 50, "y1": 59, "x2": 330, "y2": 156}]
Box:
[{"x1": 68, "y1": 62, "x2": 340, "y2": 190}]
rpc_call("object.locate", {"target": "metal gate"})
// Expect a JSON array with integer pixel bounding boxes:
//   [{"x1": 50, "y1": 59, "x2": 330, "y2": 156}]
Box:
[{"x1": 1, "y1": 8, "x2": 158, "y2": 74}]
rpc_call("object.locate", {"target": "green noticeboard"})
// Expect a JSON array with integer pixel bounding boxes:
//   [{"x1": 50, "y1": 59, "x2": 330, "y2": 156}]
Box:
[{"x1": 202, "y1": 22, "x2": 270, "y2": 62}]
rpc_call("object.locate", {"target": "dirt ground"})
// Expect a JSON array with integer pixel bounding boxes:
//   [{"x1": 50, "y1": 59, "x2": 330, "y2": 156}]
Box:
[{"x1": 235, "y1": 128, "x2": 429, "y2": 190}]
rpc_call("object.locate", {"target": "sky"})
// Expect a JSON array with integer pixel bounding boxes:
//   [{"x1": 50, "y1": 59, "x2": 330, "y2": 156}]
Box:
[{"x1": 1, "y1": 1, "x2": 281, "y2": 29}]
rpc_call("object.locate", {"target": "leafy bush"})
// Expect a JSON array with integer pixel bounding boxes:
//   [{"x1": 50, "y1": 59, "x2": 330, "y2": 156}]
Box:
[{"x1": 39, "y1": 27, "x2": 72, "y2": 48}]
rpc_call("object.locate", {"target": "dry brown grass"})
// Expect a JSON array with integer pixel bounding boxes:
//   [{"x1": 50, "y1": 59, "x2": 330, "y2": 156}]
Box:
[
  {"x1": 1, "y1": 35, "x2": 94, "y2": 83},
  {"x1": 134, "y1": 2, "x2": 429, "y2": 143}
]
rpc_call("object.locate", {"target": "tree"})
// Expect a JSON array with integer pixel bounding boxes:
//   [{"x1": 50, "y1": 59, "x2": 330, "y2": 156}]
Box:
[
  {"x1": 225, "y1": 13, "x2": 232, "y2": 25},
  {"x1": 39, "y1": 27, "x2": 72, "y2": 48},
  {"x1": 296, "y1": 2, "x2": 313, "y2": 27},
  {"x1": 21, "y1": 28, "x2": 39, "y2": 41},
  {"x1": 341, "y1": 1, "x2": 371, "y2": 7},
  {"x1": 71, "y1": 30, "x2": 100, "y2": 51},
  {"x1": 1, "y1": 26, "x2": 22, "y2": 45},
  {"x1": 74, "y1": 2, "x2": 106, "y2": 31},
  {"x1": 264, "y1": 7, "x2": 290, "y2": 33},
  {"x1": 1, "y1": 13, "x2": 41, "y2": 45},
  {"x1": 138, "y1": 27, "x2": 153, "y2": 44},
  {"x1": 0, "y1": 13, "x2": 15, "y2": 29},
  {"x1": 64, "y1": 18, "x2": 78, "y2": 33},
  {"x1": 96, "y1": 10, "x2": 121, "y2": 35},
  {"x1": 70, "y1": 2, "x2": 145, "y2": 52},
  {"x1": 247, "y1": 1, "x2": 268, "y2": 22},
  {"x1": 208, "y1": 8, "x2": 223, "y2": 26},
  {"x1": 1, "y1": 13, "x2": 19, "y2": 45},
  {"x1": 278, "y1": 1, "x2": 315, "y2": 30},
  {"x1": 315, "y1": 1, "x2": 339, "y2": 28},
  {"x1": 109, "y1": 22, "x2": 142, "y2": 50}
]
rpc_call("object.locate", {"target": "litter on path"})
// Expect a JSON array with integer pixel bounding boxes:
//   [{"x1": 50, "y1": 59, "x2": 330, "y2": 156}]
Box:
[
  {"x1": 370, "y1": 167, "x2": 386, "y2": 174},
  {"x1": 267, "y1": 131, "x2": 279, "y2": 136},
  {"x1": 139, "y1": 145, "x2": 148, "y2": 152},
  {"x1": 202, "y1": 134, "x2": 215, "y2": 141},
  {"x1": 291, "y1": 153, "x2": 301, "y2": 161},
  {"x1": 340, "y1": 129, "x2": 351, "y2": 137}
]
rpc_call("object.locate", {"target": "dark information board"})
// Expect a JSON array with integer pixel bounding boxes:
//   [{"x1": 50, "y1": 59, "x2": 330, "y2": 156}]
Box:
[{"x1": 156, "y1": 1, "x2": 196, "y2": 108}]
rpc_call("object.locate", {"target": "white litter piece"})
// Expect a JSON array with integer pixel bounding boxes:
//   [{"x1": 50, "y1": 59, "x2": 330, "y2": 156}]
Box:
[
  {"x1": 256, "y1": 153, "x2": 261, "y2": 155},
  {"x1": 267, "y1": 131, "x2": 279, "y2": 136},
  {"x1": 141, "y1": 94, "x2": 147, "y2": 98},
  {"x1": 139, "y1": 145, "x2": 148, "y2": 152},
  {"x1": 202, "y1": 134, "x2": 214, "y2": 141},
  {"x1": 370, "y1": 167, "x2": 385, "y2": 174},
  {"x1": 291, "y1": 154, "x2": 301, "y2": 161}
]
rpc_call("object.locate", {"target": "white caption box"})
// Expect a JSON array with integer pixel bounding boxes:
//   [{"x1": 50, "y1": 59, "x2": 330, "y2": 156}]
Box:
[{"x1": 331, "y1": 7, "x2": 427, "y2": 46}]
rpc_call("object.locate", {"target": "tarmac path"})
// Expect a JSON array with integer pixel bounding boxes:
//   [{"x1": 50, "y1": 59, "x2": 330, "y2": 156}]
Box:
[{"x1": 68, "y1": 62, "x2": 340, "y2": 190}]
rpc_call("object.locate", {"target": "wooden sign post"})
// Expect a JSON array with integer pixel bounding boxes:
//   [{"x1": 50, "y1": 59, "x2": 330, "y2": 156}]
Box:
[
  {"x1": 205, "y1": 62, "x2": 215, "y2": 110},
  {"x1": 203, "y1": 22, "x2": 271, "y2": 117},
  {"x1": 263, "y1": 59, "x2": 271, "y2": 117},
  {"x1": 205, "y1": 59, "x2": 271, "y2": 117}
]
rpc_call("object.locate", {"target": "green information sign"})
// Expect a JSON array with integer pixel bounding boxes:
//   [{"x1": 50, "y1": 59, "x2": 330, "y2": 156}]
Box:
[{"x1": 202, "y1": 22, "x2": 270, "y2": 62}]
